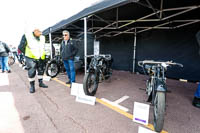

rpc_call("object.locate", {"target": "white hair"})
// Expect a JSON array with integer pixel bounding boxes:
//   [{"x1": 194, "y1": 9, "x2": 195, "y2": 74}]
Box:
[{"x1": 62, "y1": 30, "x2": 70, "y2": 37}]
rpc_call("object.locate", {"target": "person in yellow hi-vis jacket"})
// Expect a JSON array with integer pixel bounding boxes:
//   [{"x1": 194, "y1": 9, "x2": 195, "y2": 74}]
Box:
[{"x1": 19, "y1": 29, "x2": 48, "y2": 93}]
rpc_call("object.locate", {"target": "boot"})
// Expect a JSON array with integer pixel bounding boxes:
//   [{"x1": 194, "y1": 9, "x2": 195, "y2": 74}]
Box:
[
  {"x1": 30, "y1": 81, "x2": 35, "y2": 93},
  {"x1": 39, "y1": 79, "x2": 48, "y2": 88},
  {"x1": 66, "y1": 80, "x2": 71, "y2": 84}
]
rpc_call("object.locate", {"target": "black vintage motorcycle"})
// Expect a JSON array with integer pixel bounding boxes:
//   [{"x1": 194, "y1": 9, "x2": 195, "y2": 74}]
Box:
[
  {"x1": 83, "y1": 54, "x2": 113, "y2": 96},
  {"x1": 45, "y1": 55, "x2": 65, "y2": 78},
  {"x1": 138, "y1": 60, "x2": 183, "y2": 132},
  {"x1": 45, "y1": 55, "x2": 83, "y2": 78}
]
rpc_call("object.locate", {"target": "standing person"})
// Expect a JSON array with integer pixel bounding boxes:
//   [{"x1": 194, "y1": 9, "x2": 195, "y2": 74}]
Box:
[
  {"x1": 60, "y1": 30, "x2": 78, "y2": 85},
  {"x1": 12, "y1": 46, "x2": 18, "y2": 61},
  {"x1": 18, "y1": 29, "x2": 48, "y2": 93},
  {"x1": 0, "y1": 41, "x2": 11, "y2": 73},
  {"x1": 192, "y1": 30, "x2": 200, "y2": 108},
  {"x1": 17, "y1": 48, "x2": 23, "y2": 64}
]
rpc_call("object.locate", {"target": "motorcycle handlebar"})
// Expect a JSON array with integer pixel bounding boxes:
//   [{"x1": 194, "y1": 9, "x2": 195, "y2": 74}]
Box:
[
  {"x1": 85, "y1": 54, "x2": 111, "y2": 59},
  {"x1": 85, "y1": 55, "x2": 94, "y2": 58},
  {"x1": 138, "y1": 60, "x2": 183, "y2": 67}
]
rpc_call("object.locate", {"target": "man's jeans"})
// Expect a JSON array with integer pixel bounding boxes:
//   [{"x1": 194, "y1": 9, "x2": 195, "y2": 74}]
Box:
[
  {"x1": 0, "y1": 56, "x2": 10, "y2": 71},
  {"x1": 63, "y1": 59, "x2": 75, "y2": 83},
  {"x1": 195, "y1": 84, "x2": 200, "y2": 98}
]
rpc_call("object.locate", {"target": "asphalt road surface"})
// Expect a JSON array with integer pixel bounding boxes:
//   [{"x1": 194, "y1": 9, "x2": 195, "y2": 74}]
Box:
[{"x1": 0, "y1": 64, "x2": 199, "y2": 133}]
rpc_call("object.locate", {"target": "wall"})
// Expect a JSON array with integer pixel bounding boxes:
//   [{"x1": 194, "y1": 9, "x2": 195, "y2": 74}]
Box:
[
  {"x1": 99, "y1": 25, "x2": 200, "y2": 81},
  {"x1": 74, "y1": 34, "x2": 94, "y2": 60}
]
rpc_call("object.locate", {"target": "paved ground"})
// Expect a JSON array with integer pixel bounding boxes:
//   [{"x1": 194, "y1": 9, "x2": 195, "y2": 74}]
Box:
[{"x1": 0, "y1": 64, "x2": 200, "y2": 133}]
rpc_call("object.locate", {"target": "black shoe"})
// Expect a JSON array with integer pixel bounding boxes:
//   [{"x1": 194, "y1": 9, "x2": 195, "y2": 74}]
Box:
[
  {"x1": 39, "y1": 79, "x2": 48, "y2": 88},
  {"x1": 39, "y1": 82, "x2": 48, "y2": 88},
  {"x1": 7, "y1": 70, "x2": 11, "y2": 73},
  {"x1": 192, "y1": 97, "x2": 200, "y2": 108},
  {"x1": 66, "y1": 80, "x2": 71, "y2": 84},
  {"x1": 30, "y1": 87, "x2": 35, "y2": 93},
  {"x1": 30, "y1": 81, "x2": 35, "y2": 93}
]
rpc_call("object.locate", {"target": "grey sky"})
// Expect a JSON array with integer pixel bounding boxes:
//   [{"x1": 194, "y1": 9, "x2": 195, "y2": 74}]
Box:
[{"x1": 0, "y1": 0, "x2": 99, "y2": 46}]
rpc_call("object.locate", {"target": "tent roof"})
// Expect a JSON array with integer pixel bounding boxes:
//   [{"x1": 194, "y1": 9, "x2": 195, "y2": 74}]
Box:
[
  {"x1": 43, "y1": 0, "x2": 135, "y2": 35},
  {"x1": 43, "y1": 0, "x2": 200, "y2": 42}
]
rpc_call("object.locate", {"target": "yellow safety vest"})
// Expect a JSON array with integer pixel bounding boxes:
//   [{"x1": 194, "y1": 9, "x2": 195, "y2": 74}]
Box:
[{"x1": 25, "y1": 33, "x2": 46, "y2": 60}]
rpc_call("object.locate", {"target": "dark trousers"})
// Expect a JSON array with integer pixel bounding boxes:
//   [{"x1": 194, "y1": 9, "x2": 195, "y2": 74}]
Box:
[{"x1": 25, "y1": 57, "x2": 45, "y2": 81}]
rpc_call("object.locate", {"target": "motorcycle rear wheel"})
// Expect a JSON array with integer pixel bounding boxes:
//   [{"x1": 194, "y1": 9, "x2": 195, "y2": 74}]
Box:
[
  {"x1": 153, "y1": 91, "x2": 165, "y2": 132},
  {"x1": 46, "y1": 61, "x2": 60, "y2": 78},
  {"x1": 83, "y1": 72, "x2": 98, "y2": 96}
]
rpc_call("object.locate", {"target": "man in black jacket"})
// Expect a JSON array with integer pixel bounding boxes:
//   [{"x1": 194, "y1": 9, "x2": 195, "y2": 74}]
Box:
[
  {"x1": 60, "y1": 30, "x2": 78, "y2": 84},
  {"x1": 0, "y1": 41, "x2": 11, "y2": 73}
]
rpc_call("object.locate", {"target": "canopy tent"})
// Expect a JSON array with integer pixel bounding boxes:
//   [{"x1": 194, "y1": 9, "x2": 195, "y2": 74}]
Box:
[
  {"x1": 43, "y1": 0, "x2": 200, "y2": 81},
  {"x1": 43, "y1": 0, "x2": 200, "y2": 39}
]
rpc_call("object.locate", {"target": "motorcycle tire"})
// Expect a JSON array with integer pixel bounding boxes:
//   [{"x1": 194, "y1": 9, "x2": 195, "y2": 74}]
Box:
[
  {"x1": 46, "y1": 61, "x2": 60, "y2": 78},
  {"x1": 8, "y1": 56, "x2": 15, "y2": 66},
  {"x1": 153, "y1": 91, "x2": 165, "y2": 132},
  {"x1": 83, "y1": 72, "x2": 98, "y2": 96}
]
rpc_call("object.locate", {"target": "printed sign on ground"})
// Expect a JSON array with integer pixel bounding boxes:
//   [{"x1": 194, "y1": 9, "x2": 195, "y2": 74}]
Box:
[
  {"x1": 76, "y1": 95, "x2": 96, "y2": 105},
  {"x1": 133, "y1": 102, "x2": 150, "y2": 125}
]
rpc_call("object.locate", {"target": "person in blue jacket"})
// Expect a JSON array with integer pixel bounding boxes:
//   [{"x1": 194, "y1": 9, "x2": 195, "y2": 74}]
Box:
[{"x1": 0, "y1": 41, "x2": 11, "y2": 73}]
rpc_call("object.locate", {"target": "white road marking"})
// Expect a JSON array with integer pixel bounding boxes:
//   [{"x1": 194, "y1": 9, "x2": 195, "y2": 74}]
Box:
[
  {"x1": 114, "y1": 96, "x2": 129, "y2": 104},
  {"x1": 0, "y1": 92, "x2": 24, "y2": 132},
  {"x1": 0, "y1": 73, "x2": 9, "y2": 86},
  {"x1": 101, "y1": 98, "x2": 129, "y2": 112}
]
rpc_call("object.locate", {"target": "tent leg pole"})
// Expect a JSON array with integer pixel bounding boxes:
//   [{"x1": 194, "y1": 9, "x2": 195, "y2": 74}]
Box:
[
  {"x1": 133, "y1": 28, "x2": 137, "y2": 73},
  {"x1": 49, "y1": 27, "x2": 53, "y2": 59},
  {"x1": 84, "y1": 17, "x2": 87, "y2": 75}
]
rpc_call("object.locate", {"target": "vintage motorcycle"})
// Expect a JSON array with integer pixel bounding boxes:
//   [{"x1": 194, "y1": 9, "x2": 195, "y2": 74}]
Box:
[
  {"x1": 45, "y1": 55, "x2": 65, "y2": 78},
  {"x1": 83, "y1": 54, "x2": 113, "y2": 96},
  {"x1": 138, "y1": 60, "x2": 183, "y2": 132},
  {"x1": 45, "y1": 55, "x2": 83, "y2": 78}
]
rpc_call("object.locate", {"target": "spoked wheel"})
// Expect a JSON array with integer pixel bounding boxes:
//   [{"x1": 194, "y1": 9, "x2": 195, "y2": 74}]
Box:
[
  {"x1": 8, "y1": 56, "x2": 15, "y2": 66},
  {"x1": 153, "y1": 91, "x2": 166, "y2": 132},
  {"x1": 146, "y1": 79, "x2": 155, "y2": 103},
  {"x1": 46, "y1": 61, "x2": 60, "y2": 78},
  {"x1": 83, "y1": 72, "x2": 98, "y2": 96},
  {"x1": 146, "y1": 79, "x2": 152, "y2": 95}
]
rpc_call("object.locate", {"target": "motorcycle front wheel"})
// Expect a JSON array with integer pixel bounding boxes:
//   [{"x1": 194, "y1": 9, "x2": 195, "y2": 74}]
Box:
[
  {"x1": 83, "y1": 72, "x2": 99, "y2": 96},
  {"x1": 153, "y1": 91, "x2": 166, "y2": 132},
  {"x1": 46, "y1": 61, "x2": 60, "y2": 78}
]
